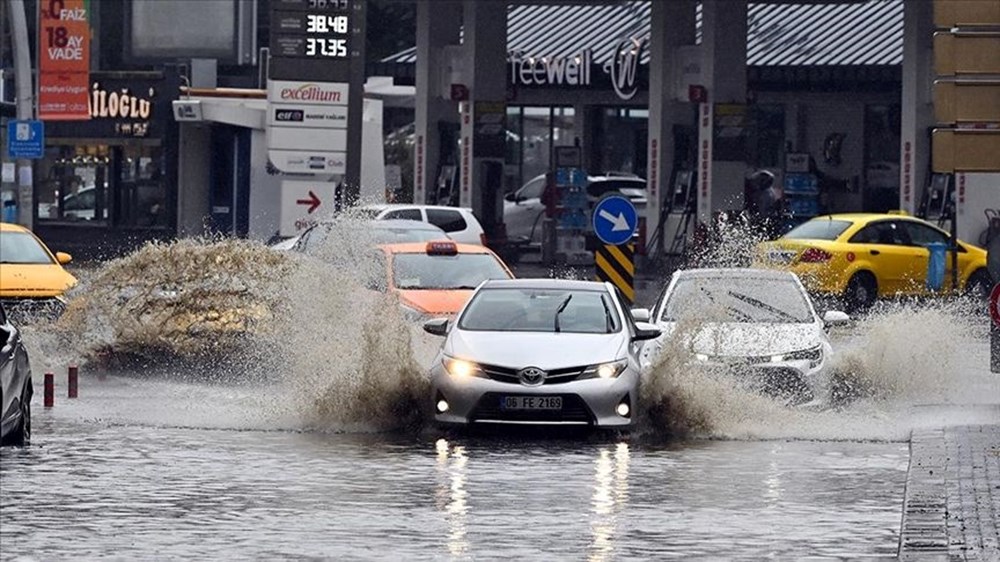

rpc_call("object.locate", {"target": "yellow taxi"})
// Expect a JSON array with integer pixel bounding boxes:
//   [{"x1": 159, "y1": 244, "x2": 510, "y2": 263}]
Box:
[
  {"x1": 372, "y1": 240, "x2": 514, "y2": 318},
  {"x1": 0, "y1": 222, "x2": 78, "y2": 315},
  {"x1": 755, "y1": 213, "x2": 991, "y2": 310}
]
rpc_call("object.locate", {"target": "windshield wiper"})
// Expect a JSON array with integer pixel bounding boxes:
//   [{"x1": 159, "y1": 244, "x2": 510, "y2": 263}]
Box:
[
  {"x1": 601, "y1": 296, "x2": 615, "y2": 333},
  {"x1": 726, "y1": 291, "x2": 798, "y2": 322},
  {"x1": 554, "y1": 294, "x2": 573, "y2": 333}
]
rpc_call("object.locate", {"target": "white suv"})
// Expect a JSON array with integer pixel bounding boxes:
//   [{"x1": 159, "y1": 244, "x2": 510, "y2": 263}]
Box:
[
  {"x1": 357, "y1": 204, "x2": 487, "y2": 245},
  {"x1": 503, "y1": 174, "x2": 647, "y2": 246}
]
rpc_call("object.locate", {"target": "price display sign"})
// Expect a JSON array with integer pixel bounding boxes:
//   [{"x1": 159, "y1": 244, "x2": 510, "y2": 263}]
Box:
[
  {"x1": 271, "y1": 0, "x2": 353, "y2": 63},
  {"x1": 267, "y1": 0, "x2": 365, "y2": 192}
]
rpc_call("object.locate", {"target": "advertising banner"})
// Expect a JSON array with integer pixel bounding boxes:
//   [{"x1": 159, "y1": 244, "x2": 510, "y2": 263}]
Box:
[{"x1": 38, "y1": 0, "x2": 91, "y2": 121}]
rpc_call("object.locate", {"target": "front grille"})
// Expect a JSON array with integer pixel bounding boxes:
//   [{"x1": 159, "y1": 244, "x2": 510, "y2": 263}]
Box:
[
  {"x1": 470, "y1": 392, "x2": 594, "y2": 424},
  {"x1": 1, "y1": 297, "x2": 66, "y2": 322},
  {"x1": 480, "y1": 363, "x2": 589, "y2": 385},
  {"x1": 744, "y1": 367, "x2": 812, "y2": 402},
  {"x1": 706, "y1": 354, "x2": 771, "y2": 366}
]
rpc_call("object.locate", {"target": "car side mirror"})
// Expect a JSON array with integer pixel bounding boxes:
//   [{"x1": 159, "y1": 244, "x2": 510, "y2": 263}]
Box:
[
  {"x1": 822, "y1": 310, "x2": 850, "y2": 327},
  {"x1": 55, "y1": 252, "x2": 73, "y2": 265},
  {"x1": 504, "y1": 192, "x2": 517, "y2": 203},
  {"x1": 632, "y1": 321, "x2": 662, "y2": 342},
  {"x1": 631, "y1": 308, "x2": 650, "y2": 323},
  {"x1": 423, "y1": 318, "x2": 449, "y2": 336}
]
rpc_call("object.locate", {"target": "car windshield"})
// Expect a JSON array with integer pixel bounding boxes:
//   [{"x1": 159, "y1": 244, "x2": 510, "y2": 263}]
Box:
[
  {"x1": 459, "y1": 288, "x2": 621, "y2": 334},
  {"x1": 300, "y1": 223, "x2": 446, "y2": 252},
  {"x1": 782, "y1": 219, "x2": 852, "y2": 241},
  {"x1": 661, "y1": 276, "x2": 814, "y2": 324},
  {"x1": 392, "y1": 253, "x2": 509, "y2": 290},
  {"x1": 0, "y1": 231, "x2": 54, "y2": 264}
]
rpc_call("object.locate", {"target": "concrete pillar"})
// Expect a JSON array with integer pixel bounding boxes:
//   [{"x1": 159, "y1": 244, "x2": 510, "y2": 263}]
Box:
[
  {"x1": 460, "y1": 0, "x2": 508, "y2": 238},
  {"x1": 700, "y1": 0, "x2": 748, "y2": 222},
  {"x1": 646, "y1": 0, "x2": 696, "y2": 255},
  {"x1": 900, "y1": 0, "x2": 934, "y2": 215},
  {"x1": 413, "y1": 1, "x2": 461, "y2": 204}
]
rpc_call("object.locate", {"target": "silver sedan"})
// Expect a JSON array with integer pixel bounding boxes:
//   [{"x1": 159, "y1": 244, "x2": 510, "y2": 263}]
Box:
[{"x1": 423, "y1": 279, "x2": 661, "y2": 428}]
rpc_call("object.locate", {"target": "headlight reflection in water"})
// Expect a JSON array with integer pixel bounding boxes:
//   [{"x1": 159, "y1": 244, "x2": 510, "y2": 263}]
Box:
[{"x1": 589, "y1": 443, "x2": 630, "y2": 562}]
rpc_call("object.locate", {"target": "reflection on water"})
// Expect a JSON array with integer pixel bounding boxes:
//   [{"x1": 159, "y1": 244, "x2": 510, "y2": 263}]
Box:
[
  {"x1": 589, "y1": 442, "x2": 630, "y2": 562},
  {"x1": 436, "y1": 439, "x2": 469, "y2": 557},
  {"x1": 0, "y1": 415, "x2": 908, "y2": 559}
]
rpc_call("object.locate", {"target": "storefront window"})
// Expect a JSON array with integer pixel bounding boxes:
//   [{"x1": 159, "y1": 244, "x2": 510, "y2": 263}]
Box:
[
  {"x1": 598, "y1": 108, "x2": 648, "y2": 176},
  {"x1": 522, "y1": 107, "x2": 551, "y2": 183},
  {"x1": 864, "y1": 104, "x2": 901, "y2": 212},
  {"x1": 118, "y1": 145, "x2": 168, "y2": 228},
  {"x1": 36, "y1": 145, "x2": 110, "y2": 224},
  {"x1": 506, "y1": 106, "x2": 576, "y2": 190},
  {"x1": 34, "y1": 144, "x2": 168, "y2": 228},
  {"x1": 749, "y1": 104, "x2": 785, "y2": 168}
]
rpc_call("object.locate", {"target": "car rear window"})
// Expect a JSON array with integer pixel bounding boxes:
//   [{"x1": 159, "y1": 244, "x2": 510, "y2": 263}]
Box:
[
  {"x1": 426, "y1": 209, "x2": 467, "y2": 233},
  {"x1": 382, "y1": 208, "x2": 422, "y2": 221},
  {"x1": 782, "y1": 219, "x2": 852, "y2": 241},
  {"x1": 586, "y1": 180, "x2": 646, "y2": 199}
]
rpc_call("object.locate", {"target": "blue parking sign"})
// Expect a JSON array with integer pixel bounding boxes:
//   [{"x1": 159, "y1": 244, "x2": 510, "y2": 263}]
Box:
[{"x1": 6, "y1": 120, "x2": 45, "y2": 159}]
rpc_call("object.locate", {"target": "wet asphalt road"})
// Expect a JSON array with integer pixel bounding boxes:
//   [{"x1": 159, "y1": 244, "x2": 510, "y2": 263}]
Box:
[{"x1": 1, "y1": 388, "x2": 908, "y2": 560}]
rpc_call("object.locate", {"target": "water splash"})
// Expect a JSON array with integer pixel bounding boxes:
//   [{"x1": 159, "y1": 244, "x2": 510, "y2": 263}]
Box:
[{"x1": 638, "y1": 297, "x2": 996, "y2": 441}]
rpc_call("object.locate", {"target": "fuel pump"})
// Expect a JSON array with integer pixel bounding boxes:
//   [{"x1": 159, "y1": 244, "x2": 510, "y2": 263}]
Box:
[{"x1": 478, "y1": 160, "x2": 506, "y2": 249}]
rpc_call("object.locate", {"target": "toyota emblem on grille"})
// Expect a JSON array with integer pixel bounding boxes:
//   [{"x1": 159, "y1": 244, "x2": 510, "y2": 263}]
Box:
[{"x1": 518, "y1": 367, "x2": 546, "y2": 387}]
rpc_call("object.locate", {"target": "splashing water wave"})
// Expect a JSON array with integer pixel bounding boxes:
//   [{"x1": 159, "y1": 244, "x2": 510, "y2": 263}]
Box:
[{"x1": 16, "y1": 214, "x2": 996, "y2": 438}]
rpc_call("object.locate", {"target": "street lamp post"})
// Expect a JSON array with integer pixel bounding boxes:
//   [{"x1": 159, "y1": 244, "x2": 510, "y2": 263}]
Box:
[{"x1": 10, "y1": 0, "x2": 34, "y2": 229}]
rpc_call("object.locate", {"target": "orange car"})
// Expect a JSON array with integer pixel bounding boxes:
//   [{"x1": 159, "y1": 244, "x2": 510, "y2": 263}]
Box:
[{"x1": 373, "y1": 241, "x2": 514, "y2": 318}]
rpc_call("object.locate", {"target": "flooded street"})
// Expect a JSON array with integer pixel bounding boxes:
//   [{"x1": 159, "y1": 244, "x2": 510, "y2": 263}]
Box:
[
  {"x1": 2, "y1": 387, "x2": 909, "y2": 559},
  {"x1": 2, "y1": 241, "x2": 998, "y2": 559}
]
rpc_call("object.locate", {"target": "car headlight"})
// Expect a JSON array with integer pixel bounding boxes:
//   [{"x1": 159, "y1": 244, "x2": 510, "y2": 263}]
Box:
[
  {"x1": 443, "y1": 356, "x2": 483, "y2": 378},
  {"x1": 771, "y1": 345, "x2": 823, "y2": 366},
  {"x1": 582, "y1": 358, "x2": 628, "y2": 380}
]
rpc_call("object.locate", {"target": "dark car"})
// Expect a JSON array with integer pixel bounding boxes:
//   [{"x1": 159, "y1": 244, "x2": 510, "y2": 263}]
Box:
[{"x1": 1, "y1": 302, "x2": 33, "y2": 446}]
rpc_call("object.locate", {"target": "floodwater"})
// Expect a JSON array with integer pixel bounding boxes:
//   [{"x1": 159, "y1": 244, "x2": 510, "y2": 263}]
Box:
[
  {"x1": 2, "y1": 392, "x2": 909, "y2": 559},
  {"x1": 2, "y1": 236, "x2": 998, "y2": 559}
]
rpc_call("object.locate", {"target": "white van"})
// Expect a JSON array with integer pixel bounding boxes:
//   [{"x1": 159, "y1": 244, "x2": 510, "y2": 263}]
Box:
[{"x1": 357, "y1": 204, "x2": 487, "y2": 245}]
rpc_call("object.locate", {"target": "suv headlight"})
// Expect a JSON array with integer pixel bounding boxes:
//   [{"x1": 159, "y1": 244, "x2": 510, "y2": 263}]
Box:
[
  {"x1": 443, "y1": 356, "x2": 483, "y2": 378},
  {"x1": 582, "y1": 358, "x2": 628, "y2": 380}
]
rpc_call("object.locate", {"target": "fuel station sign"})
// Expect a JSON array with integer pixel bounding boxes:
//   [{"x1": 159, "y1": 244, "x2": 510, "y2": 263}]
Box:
[{"x1": 267, "y1": 0, "x2": 365, "y2": 183}]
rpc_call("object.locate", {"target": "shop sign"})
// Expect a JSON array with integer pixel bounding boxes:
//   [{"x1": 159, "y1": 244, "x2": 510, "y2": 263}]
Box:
[
  {"x1": 38, "y1": 0, "x2": 91, "y2": 121},
  {"x1": 46, "y1": 73, "x2": 173, "y2": 139},
  {"x1": 508, "y1": 38, "x2": 647, "y2": 101}
]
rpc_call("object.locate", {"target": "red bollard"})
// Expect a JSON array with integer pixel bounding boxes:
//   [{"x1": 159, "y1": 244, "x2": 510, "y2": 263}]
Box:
[
  {"x1": 44, "y1": 373, "x2": 54, "y2": 408},
  {"x1": 68, "y1": 365, "x2": 78, "y2": 398}
]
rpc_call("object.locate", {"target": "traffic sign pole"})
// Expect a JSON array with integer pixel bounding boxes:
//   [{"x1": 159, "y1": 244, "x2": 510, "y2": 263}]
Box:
[{"x1": 593, "y1": 195, "x2": 639, "y2": 304}]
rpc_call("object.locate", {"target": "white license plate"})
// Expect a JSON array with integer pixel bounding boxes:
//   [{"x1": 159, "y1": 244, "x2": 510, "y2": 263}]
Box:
[
  {"x1": 501, "y1": 396, "x2": 563, "y2": 410},
  {"x1": 767, "y1": 250, "x2": 795, "y2": 264}
]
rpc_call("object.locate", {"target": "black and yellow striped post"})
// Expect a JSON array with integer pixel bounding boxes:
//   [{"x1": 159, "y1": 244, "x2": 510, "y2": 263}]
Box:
[{"x1": 595, "y1": 242, "x2": 635, "y2": 305}]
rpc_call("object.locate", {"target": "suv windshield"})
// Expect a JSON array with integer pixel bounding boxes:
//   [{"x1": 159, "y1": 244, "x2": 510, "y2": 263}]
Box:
[
  {"x1": 661, "y1": 277, "x2": 814, "y2": 324},
  {"x1": 392, "y1": 253, "x2": 509, "y2": 290},
  {"x1": 0, "y1": 232, "x2": 54, "y2": 264},
  {"x1": 459, "y1": 288, "x2": 621, "y2": 334}
]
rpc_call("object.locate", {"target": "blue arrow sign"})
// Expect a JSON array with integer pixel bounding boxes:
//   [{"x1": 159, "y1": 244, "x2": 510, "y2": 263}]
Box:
[
  {"x1": 6, "y1": 120, "x2": 45, "y2": 160},
  {"x1": 592, "y1": 195, "x2": 637, "y2": 246}
]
